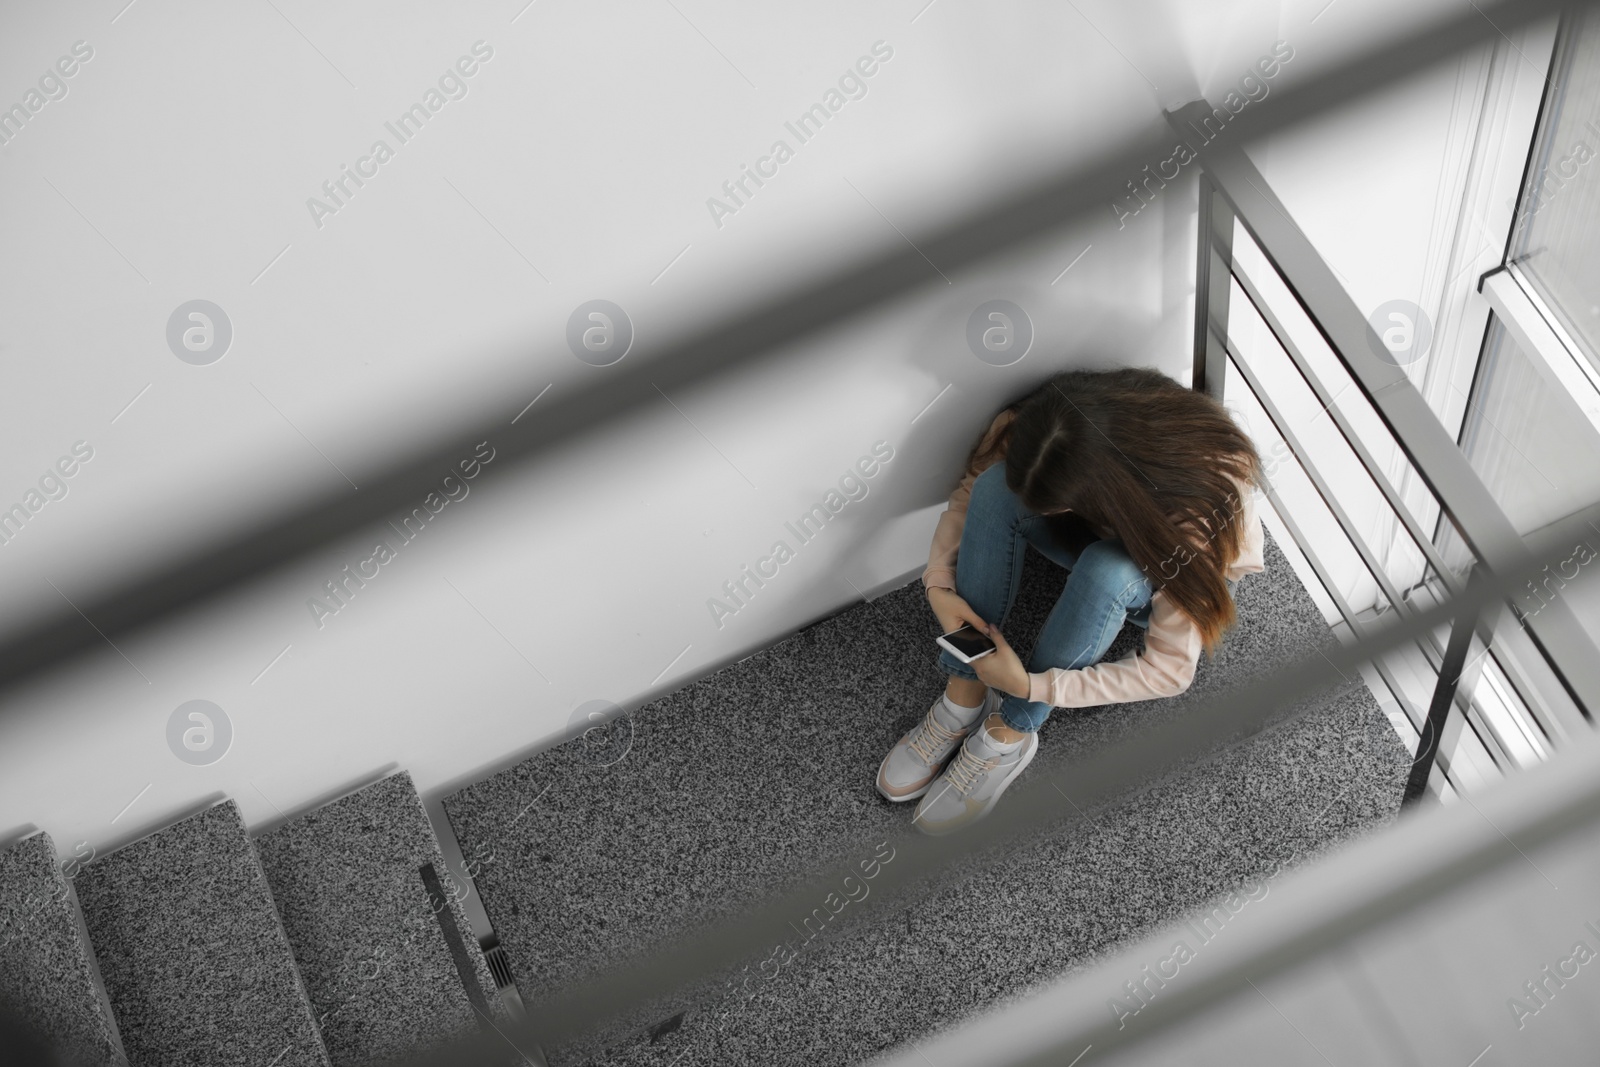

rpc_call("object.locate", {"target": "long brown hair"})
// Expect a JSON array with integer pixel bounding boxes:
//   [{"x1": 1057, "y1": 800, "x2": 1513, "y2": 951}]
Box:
[{"x1": 964, "y1": 368, "x2": 1262, "y2": 654}]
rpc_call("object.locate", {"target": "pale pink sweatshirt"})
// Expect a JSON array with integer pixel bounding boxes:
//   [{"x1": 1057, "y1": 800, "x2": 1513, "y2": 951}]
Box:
[{"x1": 922, "y1": 408, "x2": 1266, "y2": 708}]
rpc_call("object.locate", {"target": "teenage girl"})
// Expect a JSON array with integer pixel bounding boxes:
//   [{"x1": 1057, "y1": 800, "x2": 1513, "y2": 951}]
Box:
[{"x1": 877, "y1": 368, "x2": 1266, "y2": 835}]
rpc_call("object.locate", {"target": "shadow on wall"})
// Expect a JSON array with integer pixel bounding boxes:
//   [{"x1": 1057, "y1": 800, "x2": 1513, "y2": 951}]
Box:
[{"x1": 837, "y1": 290, "x2": 1181, "y2": 569}]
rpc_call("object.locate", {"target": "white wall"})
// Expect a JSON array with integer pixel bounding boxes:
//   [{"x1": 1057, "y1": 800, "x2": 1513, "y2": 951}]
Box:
[
  {"x1": 0, "y1": 0, "x2": 1478, "y2": 862},
  {"x1": 0, "y1": 0, "x2": 1204, "y2": 859}
]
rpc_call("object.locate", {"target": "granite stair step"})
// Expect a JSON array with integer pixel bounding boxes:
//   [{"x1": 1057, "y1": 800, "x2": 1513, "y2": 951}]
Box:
[
  {"x1": 254, "y1": 771, "x2": 514, "y2": 1067},
  {"x1": 0, "y1": 831, "x2": 125, "y2": 1066},
  {"x1": 73, "y1": 800, "x2": 331, "y2": 1067}
]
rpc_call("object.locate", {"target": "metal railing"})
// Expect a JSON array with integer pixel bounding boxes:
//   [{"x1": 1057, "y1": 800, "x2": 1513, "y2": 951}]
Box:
[{"x1": 1179, "y1": 99, "x2": 1599, "y2": 804}]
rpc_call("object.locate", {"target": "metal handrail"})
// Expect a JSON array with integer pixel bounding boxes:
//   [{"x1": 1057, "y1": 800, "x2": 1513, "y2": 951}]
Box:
[
  {"x1": 1222, "y1": 269, "x2": 1574, "y2": 777},
  {"x1": 1228, "y1": 260, "x2": 1462, "y2": 597},
  {"x1": 1218, "y1": 343, "x2": 1461, "y2": 765},
  {"x1": 1172, "y1": 95, "x2": 1600, "y2": 804}
]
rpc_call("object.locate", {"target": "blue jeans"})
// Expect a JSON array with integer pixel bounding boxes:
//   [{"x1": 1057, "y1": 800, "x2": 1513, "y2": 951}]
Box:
[{"x1": 937, "y1": 463, "x2": 1154, "y2": 732}]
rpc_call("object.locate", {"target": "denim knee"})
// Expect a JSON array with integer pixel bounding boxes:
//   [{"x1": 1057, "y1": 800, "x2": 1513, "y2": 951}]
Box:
[
  {"x1": 968, "y1": 462, "x2": 1018, "y2": 518},
  {"x1": 1072, "y1": 540, "x2": 1154, "y2": 610}
]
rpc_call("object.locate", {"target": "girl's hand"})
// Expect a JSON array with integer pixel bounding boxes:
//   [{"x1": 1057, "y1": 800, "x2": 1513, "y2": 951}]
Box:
[
  {"x1": 971, "y1": 627, "x2": 1031, "y2": 700},
  {"x1": 926, "y1": 586, "x2": 988, "y2": 637}
]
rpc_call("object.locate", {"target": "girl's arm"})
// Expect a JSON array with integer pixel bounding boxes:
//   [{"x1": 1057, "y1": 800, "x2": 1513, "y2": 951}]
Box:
[
  {"x1": 1024, "y1": 477, "x2": 1267, "y2": 708},
  {"x1": 1026, "y1": 591, "x2": 1202, "y2": 705}
]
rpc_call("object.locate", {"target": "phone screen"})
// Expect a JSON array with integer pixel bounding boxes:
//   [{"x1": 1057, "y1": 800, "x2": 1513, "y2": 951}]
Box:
[{"x1": 940, "y1": 624, "x2": 995, "y2": 659}]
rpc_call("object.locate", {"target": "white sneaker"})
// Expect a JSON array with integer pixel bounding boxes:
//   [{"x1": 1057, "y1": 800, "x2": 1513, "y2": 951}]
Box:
[
  {"x1": 876, "y1": 690, "x2": 998, "y2": 802},
  {"x1": 912, "y1": 716, "x2": 1039, "y2": 836}
]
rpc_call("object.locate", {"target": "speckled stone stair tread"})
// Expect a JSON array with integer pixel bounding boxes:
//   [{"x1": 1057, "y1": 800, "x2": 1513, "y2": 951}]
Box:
[
  {"x1": 255, "y1": 770, "x2": 507, "y2": 1067},
  {"x1": 72, "y1": 799, "x2": 332, "y2": 1067},
  {"x1": 0, "y1": 831, "x2": 125, "y2": 1067}
]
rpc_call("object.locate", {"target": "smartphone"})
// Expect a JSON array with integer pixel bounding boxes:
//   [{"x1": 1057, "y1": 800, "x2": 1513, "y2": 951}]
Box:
[{"x1": 936, "y1": 623, "x2": 996, "y2": 663}]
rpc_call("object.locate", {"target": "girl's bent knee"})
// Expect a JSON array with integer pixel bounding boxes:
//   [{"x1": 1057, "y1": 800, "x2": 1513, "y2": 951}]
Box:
[
  {"x1": 1075, "y1": 541, "x2": 1152, "y2": 600},
  {"x1": 969, "y1": 463, "x2": 1015, "y2": 509}
]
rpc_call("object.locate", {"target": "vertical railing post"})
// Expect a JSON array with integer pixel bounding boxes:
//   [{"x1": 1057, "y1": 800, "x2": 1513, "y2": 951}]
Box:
[
  {"x1": 1193, "y1": 171, "x2": 1234, "y2": 401},
  {"x1": 1403, "y1": 566, "x2": 1488, "y2": 805}
]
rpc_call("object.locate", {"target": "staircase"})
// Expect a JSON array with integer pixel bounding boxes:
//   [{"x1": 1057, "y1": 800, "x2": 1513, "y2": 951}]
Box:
[
  {"x1": 0, "y1": 529, "x2": 1409, "y2": 1067},
  {"x1": 2, "y1": 779, "x2": 521, "y2": 1067}
]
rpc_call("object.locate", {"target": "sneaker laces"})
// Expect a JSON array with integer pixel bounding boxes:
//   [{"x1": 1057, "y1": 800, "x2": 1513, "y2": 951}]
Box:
[
  {"x1": 943, "y1": 741, "x2": 1000, "y2": 797},
  {"x1": 906, "y1": 705, "x2": 966, "y2": 765}
]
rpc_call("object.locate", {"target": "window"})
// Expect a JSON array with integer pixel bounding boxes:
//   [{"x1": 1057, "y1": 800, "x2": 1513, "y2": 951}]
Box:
[
  {"x1": 1467, "y1": 8, "x2": 1600, "y2": 649},
  {"x1": 1505, "y1": 9, "x2": 1600, "y2": 371},
  {"x1": 1447, "y1": 318, "x2": 1600, "y2": 549}
]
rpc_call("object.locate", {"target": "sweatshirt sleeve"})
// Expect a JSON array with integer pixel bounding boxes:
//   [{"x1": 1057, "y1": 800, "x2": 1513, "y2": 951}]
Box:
[
  {"x1": 1024, "y1": 479, "x2": 1267, "y2": 708},
  {"x1": 922, "y1": 408, "x2": 1017, "y2": 593}
]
